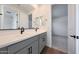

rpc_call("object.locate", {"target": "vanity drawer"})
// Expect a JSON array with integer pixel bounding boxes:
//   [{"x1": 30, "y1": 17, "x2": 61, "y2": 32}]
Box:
[
  {"x1": 39, "y1": 32, "x2": 47, "y2": 53},
  {"x1": 0, "y1": 47, "x2": 8, "y2": 54},
  {"x1": 8, "y1": 41, "x2": 24, "y2": 54},
  {"x1": 22, "y1": 36, "x2": 37, "y2": 46},
  {"x1": 16, "y1": 40, "x2": 38, "y2": 54},
  {"x1": 8, "y1": 36, "x2": 37, "y2": 54}
]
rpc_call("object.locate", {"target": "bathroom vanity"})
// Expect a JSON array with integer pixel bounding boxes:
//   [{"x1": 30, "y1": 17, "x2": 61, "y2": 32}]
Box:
[
  {"x1": 0, "y1": 5, "x2": 47, "y2": 54},
  {"x1": 0, "y1": 31, "x2": 47, "y2": 54}
]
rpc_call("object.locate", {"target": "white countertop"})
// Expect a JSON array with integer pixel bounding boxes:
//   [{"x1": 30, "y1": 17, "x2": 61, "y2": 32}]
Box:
[{"x1": 0, "y1": 29, "x2": 47, "y2": 48}]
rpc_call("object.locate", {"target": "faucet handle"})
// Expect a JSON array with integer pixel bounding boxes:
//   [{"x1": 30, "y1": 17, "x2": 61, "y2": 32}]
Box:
[
  {"x1": 21, "y1": 27, "x2": 24, "y2": 34},
  {"x1": 35, "y1": 27, "x2": 39, "y2": 32},
  {"x1": 21, "y1": 27, "x2": 24, "y2": 31}
]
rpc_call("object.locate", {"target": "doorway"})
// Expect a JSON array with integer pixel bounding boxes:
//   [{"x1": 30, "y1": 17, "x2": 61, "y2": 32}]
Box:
[{"x1": 51, "y1": 4, "x2": 68, "y2": 53}]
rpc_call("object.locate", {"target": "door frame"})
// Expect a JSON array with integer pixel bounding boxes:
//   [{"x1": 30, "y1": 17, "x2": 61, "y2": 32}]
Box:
[
  {"x1": 76, "y1": 4, "x2": 79, "y2": 54},
  {"x1": 68, "y1": 4, "x2": 76, "y2": 54},
  {"x1": 68, "y1": 4, "x2": 79, "y2": 54}
]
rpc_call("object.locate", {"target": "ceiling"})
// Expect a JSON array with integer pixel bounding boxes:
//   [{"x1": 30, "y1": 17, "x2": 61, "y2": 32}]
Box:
[
  {"x1": 13, "y1": 4, "x2": 42, "y2": 14},
  {"x1": 5, "y1": 4, "x2": 42, "y2": 14},
  {"x1": 10, "y1": 4, "x2": 34, "y2": 14}
]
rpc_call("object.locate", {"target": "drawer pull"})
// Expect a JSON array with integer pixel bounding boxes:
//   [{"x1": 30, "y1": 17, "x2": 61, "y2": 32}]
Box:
[
  {"x1": 28, "y1": 47, "x2": 32, "y2": 54},
  {"x1": 42, "y1": 38, "x2": 45, "y2": 41}
]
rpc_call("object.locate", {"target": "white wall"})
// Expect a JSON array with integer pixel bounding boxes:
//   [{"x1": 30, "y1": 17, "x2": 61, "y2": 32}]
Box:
[
  {"x1": 47, "y1": 5, "x2": 52, "y2": 47},
  {"x1": 32, "y1": 5, "x2": 48, "y2": 29},
  {"x1": 31, "y1": 5, "x2": 52, "y2": 47},
  {"x1": 19, "y1": 12, "x2": 28, "y2": 28}
]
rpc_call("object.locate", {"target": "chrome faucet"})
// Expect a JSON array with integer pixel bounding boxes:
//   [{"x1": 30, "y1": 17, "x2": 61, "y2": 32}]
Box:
[
  {"x1": 35, "y1": 27, "x2": 39, "y2": 32},
  {"x1": 21, "y1": 27, "x2": 24, "y2": 34}
]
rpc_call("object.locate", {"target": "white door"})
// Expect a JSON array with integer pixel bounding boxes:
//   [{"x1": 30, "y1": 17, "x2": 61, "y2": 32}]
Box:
[
  {"x1": 68, "y1": 4, "x2": 76, "y2": 54},
  {"x1": 76, "y1": 5, "x2": 79, "y2": 54}
]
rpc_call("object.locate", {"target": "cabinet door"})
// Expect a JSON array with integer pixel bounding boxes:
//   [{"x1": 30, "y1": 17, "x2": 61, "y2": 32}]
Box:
[
  {"x1": 8, "y1": 41, "x2": 24, "y2": 54},
  {"x1": 8, "y1": 36, "x2": 37, "y2": 54},
  {"x1": 0, "y1": 47, "x2": 8, "y2": 54},
  {"x1": 16, "y1": 40, "x2": 38, "y2": 54},
  {"x1": 26, "y1": 40, "x2": 38, "y2": 54},
  {"x1": 16, "y1": 47, "x2": 28, "y2": 54},
  {"x1": 39, "y1": 33, "x2": 47, "y2": 53},
  {"x1": 31, "y1": 40, "x2": 38, "y2": 54},
  {"x1": 17, "y1": 45, "x2": 33, "y2": 54}
]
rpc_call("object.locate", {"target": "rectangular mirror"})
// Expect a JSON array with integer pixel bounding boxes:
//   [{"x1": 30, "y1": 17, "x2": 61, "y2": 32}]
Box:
[
  {"x1": 3, "y1": 6, "x2": 19, "y2": 29},
  {"x1": 0, "y1": 4, "x2": 33, "y2": 30},
  {"x1": 0, "y1": 4, "x2": 48, "y2": 30},
  {"x1": 0, "y1": 5, "x2": 19, "y2": 30}
]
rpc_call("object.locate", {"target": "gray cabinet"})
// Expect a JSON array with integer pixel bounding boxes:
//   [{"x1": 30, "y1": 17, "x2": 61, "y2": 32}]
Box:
[
  {"x1": 8, "y1": 41, "x2": 24, "y2": 54},
  {"x1": 28, "y1": 40, "x2": 38, "y2": 54},
  {"x1": 16, "y1": 40, "x2": 38, "y2": 54},
  {"x1": 0, "y1": 32, "x2": 47, "y2": 54},
  {"x1": 8, "y1": 36, "x2": 37, "y2": 54},
  {"x1": 16, "y1": 47, "x2": 28, "y2": 54},
  {"x1": 39, "y1": 32, "x2": 47, "y2": 53},
  {"x1": 0, "y1": 47, "x2": 8, "y2": 54}
]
